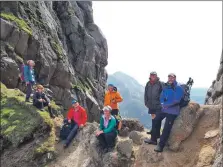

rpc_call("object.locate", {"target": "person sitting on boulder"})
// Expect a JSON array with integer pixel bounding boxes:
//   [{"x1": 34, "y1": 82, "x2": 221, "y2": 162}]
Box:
[
  {"x1": 104, "y1": 84, "x2": 123, "y2": 131},
  {"x1": 145, "y1": 73, "x2": 184, "y2": 153},
  {"x1": 96, "y1": 105, "x2": 117, "y2": 151},
  {"x1": 33, "y1": 84, "x2": 55, "y2": 118},
  {"x1": 64, "y1": 99, "x2": 87, "y2": 148},
  {"x1": 24, "y1": 60, "x2": 36, "y2": 102}
]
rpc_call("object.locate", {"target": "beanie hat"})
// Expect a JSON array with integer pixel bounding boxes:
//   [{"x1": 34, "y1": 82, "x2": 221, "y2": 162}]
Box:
[
  {"x1": 108, "y1": 84, "x2": 114, "y2": 87},
  {"x1": 72, "y1": 99, "x2": 78, "y2": 104}
]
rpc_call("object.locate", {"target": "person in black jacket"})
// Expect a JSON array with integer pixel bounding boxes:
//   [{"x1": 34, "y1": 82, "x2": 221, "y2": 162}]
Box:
[
  {"x1": 144, "y1": 71, "x2": 163, "y2": 144},
  {"x1": 33, "y1": 84, "x2": 55, "y2": 118}
]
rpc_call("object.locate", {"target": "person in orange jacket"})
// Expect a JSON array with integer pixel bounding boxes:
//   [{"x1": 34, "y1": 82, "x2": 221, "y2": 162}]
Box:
[
  {"x1": 64, "y1": 99, "x2": 87, "y2": 148},
  {"x1": 104, "y1": 84, "x2": 123, "y2": 131}
]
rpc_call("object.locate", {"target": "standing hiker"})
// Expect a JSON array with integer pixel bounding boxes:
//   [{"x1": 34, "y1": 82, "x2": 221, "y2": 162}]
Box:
[
  {"x1": 145, "y1": 73, "x2": 184, "y2": 152},
  {"x1": 104, "y1": 84, "x2": 123, "y2": 131},
  {"x1": 144, "y1": 71, "x2": 163, "y2": 138},
  {"x1": 33, "y1": 84, "x2": 55, "y2": 118},
  {"x1": 24, "y1": 60, "x2": 36, "y2": 102}
]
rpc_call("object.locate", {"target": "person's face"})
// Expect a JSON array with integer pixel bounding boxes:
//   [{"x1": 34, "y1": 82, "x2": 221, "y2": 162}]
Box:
[
  {"x1": 150, "y1": 74, "x2": 157, "y2": 81},
  {"x1": 29, "y1": 62, "x2": 35, "y2": 67},
  {"x1": 104, "y1": 109, "x2": 110, "y2": 117},
  {"x1": 37, "y1": 88, "x2": 42, "y2": 93},
  {"x1": 108, "y1": 86, "x2": 113, "y2": 92},
  {"x1": 168, "y1": 76, "x2": 175, "y2": 84},
  {"x1": 72, "y1": 102, "x2": 79, "y2": 108}
]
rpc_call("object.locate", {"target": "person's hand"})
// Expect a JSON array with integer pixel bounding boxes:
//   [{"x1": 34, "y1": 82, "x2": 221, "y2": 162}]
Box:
[
  {"x1": 26, "y1": 82, "x2": 29, "y2": 86},
  {"x1": 39, "y1": 98, "x2": 43, "y2": 102},
  {"x1": 42, "y1": 99, "x2": 46, "y2": 102},
  {"x1": 48, "y1": 103, "x2": 51, "y2": 106},
  {"x1": 68, "y1": 119, "x2": 71, "y2": 123},
  {"x1": 79, "y1": 124, "x2": 84, "y2": 128},
  {"x1": 151, "y1": 114, "x2": 156, "y2": 119},
  {"x1": 96, "y1": 130, "x2": 103, "y2": 136}
]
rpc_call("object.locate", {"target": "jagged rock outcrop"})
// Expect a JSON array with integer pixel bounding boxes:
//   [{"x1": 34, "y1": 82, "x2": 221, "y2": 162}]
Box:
[
  {"x1": 0, "y1": 1, "x2": 108, "y2": 122},
  {"x1": 205, "y1": 51, "x2": 223, "y2": 105}
]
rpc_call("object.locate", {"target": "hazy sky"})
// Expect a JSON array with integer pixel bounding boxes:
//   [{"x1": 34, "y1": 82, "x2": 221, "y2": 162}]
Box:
[{"x1": 93, "y1": 1, "x2": 222, "y2": 88}]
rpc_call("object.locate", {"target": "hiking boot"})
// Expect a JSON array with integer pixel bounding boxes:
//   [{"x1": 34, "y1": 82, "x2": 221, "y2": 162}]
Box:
[
  {"x1": 144, "y1": 138, "x2": 157, "y2": 145},
  {"x1": 63, "y1": 143, "x2": 68, "y2": 149},
  {"x1": 154, "y1": 145, "x2": 163, "y2": 152},
  {"x1": 25, "y1": 99, "x2": 32, "y2": 103}
]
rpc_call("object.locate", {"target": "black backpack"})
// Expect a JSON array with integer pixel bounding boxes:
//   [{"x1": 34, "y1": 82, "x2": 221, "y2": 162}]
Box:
[
  {"x1": 179, "y1": 78, "x2": 194, "y2": 108},
  {"x1": 59, "y1": 119, "x2": 75, "y2": 140}
]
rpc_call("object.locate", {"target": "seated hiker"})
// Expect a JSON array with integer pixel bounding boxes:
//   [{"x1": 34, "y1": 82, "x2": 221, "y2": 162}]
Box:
[
  {"x1": 104, "y1": 84, "x2": 123, "y2": 131},
  {"x1": 144, "y1": 73, "x2": 184, "y2": 153},
  {"x1": 96, "y1": 106, "x2": 117, "y2": 150},
  {"x1": 33, "y1": 84, "x2": 55, "y2": 118},
  {"x1": 64, "y1": 99, "x2": 87, "y2": 148},
  {"x1": 24, "y1": 60, "x2": 36, "y2": 102}
]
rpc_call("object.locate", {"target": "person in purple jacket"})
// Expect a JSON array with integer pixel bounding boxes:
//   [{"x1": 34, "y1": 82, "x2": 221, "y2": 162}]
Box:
[{"x1": 145, "y1": 73, "x2": 184, "y2": 152}]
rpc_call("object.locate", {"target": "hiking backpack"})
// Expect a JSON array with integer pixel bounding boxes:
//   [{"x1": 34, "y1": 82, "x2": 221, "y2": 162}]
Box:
[
  {"x1": 19, "y1": 64, "x2": 25, "y2": 82},
  {"x1": 59, "y1": 119, "x2": 75, "y2": 140},
  {"x1": 178, "y1": 77, "x2": 194, "y2": 108}
]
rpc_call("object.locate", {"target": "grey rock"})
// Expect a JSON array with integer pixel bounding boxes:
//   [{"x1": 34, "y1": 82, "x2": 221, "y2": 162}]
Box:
[
  {"x1": 117, "y1": 139, "x2": 133, "y2": 158},
  {"x1": 129, "y1": 131, "x2": 144, "y2": 145},
  {"x1": 15, "y1": 30, "x2": 29, "y2": 56},
  {"x1": 7, "y1": 28, "x2": 20, "y2": 48},
  {"x1": 0, "y1": 18, "x2": 14, "y2": 40},
  {"x1": 0, "y1": 57, "x2": 19, "y2": 88},
  {"x1": 119, "y1": 119, "x2": 144, "y2": 137},
  {"x1": 168, "y1": 102, "x2": 203, "y2": 151}
]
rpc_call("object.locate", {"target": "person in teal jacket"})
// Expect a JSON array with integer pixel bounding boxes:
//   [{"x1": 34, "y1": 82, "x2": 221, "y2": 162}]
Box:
[
  {"x1": 24, "y1": 60, "x2": 36, "y2": 102},
  {"x1": 96, "y1": 105, "x2": 117, "y2": 150}
]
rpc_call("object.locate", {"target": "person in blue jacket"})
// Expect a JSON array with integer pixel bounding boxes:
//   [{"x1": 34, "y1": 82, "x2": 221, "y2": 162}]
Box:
[
  {"x1": 24, "y1": 60, "x2": 36, "y2": 102},
  {"x1": 145, "y1": 73, "x2": 184, "y2": 152}
]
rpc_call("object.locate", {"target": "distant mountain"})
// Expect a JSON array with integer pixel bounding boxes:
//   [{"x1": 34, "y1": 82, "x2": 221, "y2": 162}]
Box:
[{"x1": 107, "y1": 71, "x2": 208, "y2": 129}]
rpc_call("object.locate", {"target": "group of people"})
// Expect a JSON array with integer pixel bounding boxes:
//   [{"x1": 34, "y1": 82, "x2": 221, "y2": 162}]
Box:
[
  {"x1": 21, "y1": 59, "x2": 184, "y2": 152},
  {"x1": 144, "y1": 72, "x2": 184, "y2": 152}
]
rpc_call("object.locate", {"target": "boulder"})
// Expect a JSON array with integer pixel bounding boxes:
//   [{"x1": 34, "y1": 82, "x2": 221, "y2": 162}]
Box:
[
  {"x1": 0, "y1": 18, "x2": 14, "y2": 40},
  {"x1": 168, "y1": 102, "x2": 203, "y2": 151},
  {"x1": 117, "y1": 139, "x2": 133, "y2": 158},
  {"x1": 0, "y1": 57, "x2": 19, "y2": 88},
  {"x1": 129, "y1": 131, "x2": 144, "y2": 145},
  {"x1": 119, "y1": 119, "x2": 144, "y2": 137}
]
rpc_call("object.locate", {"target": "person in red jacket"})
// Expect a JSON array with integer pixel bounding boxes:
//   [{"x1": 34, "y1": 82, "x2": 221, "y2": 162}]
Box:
[{"x1": 64, "y1": 99, "x2": 87, "y2": 148}]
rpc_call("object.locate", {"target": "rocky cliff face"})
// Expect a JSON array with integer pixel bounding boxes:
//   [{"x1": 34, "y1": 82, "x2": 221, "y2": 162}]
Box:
[
  {"x1": 205, "y1": 51, "x2": 223, "y2": 105},
  {"x1": 0, "y1": 1, "x2": 108, "y2": 121}
]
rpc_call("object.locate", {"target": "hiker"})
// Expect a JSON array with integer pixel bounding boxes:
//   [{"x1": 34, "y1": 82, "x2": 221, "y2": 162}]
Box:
[
  {"x1": 145, "y1": 73, "x2": 184, "y2": 152},
  {"x1": 33, "y1": 84, "x2": 55, "y2": 118},
  {"x1": 24, "y1": 60, "x2": 36, "y2": 102},
  {"x1": 64, "y1": 99, "x2": 87, "y2": 148},
  {"x1": 144, "y1": 71, "x2": 163, "y2": 137},
  {"x1": 104, "y1": 84, "x2": 123, "y2": 131},
  {"x1": 96, "y1": 106, "x2": 117, "y2": 150}
]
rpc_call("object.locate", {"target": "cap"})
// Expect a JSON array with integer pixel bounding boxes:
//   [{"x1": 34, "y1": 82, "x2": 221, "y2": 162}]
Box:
[
  {"x1": 72, "y1": 99, "x2": 78, "y2": 104},
  {"x1": 108, "y1": 84, "x2": 114, "y2": 87},
  {"x1": 168, "y1": 73, "x2": 176, "y2": 77},
  {"x1": 150, "y1": 71, "x2": 157, "y2": 75},
  {"x1": 102, "y1": 105, "x2": 112, "y2": 112}
]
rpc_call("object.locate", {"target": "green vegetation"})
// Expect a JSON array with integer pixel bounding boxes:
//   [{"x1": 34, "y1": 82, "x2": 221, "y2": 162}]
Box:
[
  {"x1": 0, "y1": 12, "x2": 32, "y2": 35},
  {"x1": 48, "y1": 38, "x2": 63, "y2": 60},
  {"x1": 72, "y1": 79, "x2": 92, "y2": 95},
  {"x1": 0, "y1": 83, "x2": 56, "y2": 156}
]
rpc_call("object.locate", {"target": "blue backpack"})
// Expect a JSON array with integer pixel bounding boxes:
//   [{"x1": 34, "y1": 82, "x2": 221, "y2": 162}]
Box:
[{"x1": 179, "y1": 78, "x2": 194, "y2": 108}]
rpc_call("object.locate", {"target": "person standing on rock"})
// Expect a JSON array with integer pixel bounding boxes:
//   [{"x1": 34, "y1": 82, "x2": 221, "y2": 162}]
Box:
[
  {"x1": 104, "y1": 84, "x2": 123, "y2": 131},
  {"x1": 24, "y1": 60, "x2": 36, "y2": 102},
  {"x1": 144, "y1": 71, "x2": 163, "y2": 137},
  {"x1": 33, "y1": 84, "x2": 55, "y2": 118},
  {"x1": 145, "y1": 73, "x2": 184, "y2": 152},
  {"x1": 96, "y1": 105, "x2": 117, "y2": 151},
  {"x1": 64, "y1": 99, "x2": 87, "y2": 148}
]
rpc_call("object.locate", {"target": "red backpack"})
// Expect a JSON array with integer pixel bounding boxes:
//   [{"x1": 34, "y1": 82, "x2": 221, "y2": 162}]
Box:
[{"x1": 19, "y1": 64, "x2": 25, "y2": 82}]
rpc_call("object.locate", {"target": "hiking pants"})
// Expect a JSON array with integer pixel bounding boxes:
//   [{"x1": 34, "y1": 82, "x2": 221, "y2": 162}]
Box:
[
  {"x1": 34, "y1": 101, "x2": 54, "y2": 117},
  {"x1": 65, "y1": 124, "x2": 79, "y2": 146},
  {"x1": 97, "y1": 131, "x2": 117, "y2": 148},
  {"x1": 151, "y1": 112, "x2": 177, "y2": 149},
  {"x1": 26, "y1": 81, "x2": 34, "y2": 100},
  {"x1": 149, "y1": 108, "x2": 161, "y2": 136}
]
